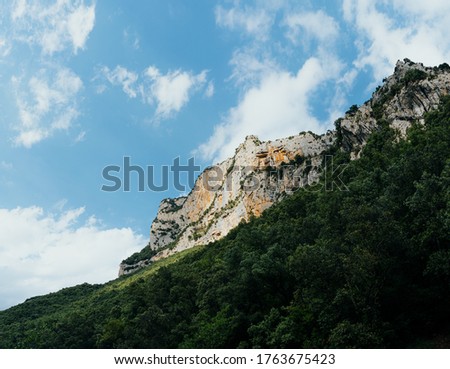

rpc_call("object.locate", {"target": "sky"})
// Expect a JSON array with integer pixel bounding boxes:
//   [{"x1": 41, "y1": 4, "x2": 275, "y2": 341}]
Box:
[{"x1": 1, "y1": 0, "x2": 450, "y2": 310}]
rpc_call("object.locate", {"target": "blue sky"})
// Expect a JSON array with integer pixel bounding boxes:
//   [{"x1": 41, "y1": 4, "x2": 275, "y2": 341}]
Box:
[{"x1": 1, "y1": 0, "x2": 450, "y2": 309}]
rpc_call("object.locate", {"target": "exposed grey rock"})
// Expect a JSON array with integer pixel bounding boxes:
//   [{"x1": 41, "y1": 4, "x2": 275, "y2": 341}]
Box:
[
  {"x1": 118, "y1": 259, "x2": 151, "y2": 276},
  {"x1": 119, "y1": 59, "x2": 450, "y2": 276}
]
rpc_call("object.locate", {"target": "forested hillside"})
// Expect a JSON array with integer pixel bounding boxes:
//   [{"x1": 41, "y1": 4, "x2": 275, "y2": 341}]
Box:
[{"x1": 0, "y1": 96, "x2": 449, "y2": 349}]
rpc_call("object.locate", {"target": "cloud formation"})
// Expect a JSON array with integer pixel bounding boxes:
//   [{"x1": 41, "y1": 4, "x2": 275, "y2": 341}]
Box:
[
  {"x1": 0, "y1": 0, "x2": 96, "y2": 147},
  {"x1": 101, "y1": 65, "x2": 139, "y2": 98},
  {"x1": 0, "y1": 206, "x2": 144, "y2": 310},
  {"x1": 12, "y1": 67, "x2": 83, "y2": 148},
  {"x1": 199, "y1": 0, "x2": 450, "y2": 164},
  {"x1": 344, "y1": 0, "x2": 450, "y2": 81},
  {"x1": 198, "y1": 57, "x2": 341, "y2": 163},
  {"x1": 285, "y1": 10, "x2": 339, "y2": 44},
  {"x1": 100, "y1": 65, "x2": 210, "y2": 122},
  {"x1": 145, "y1": 66, "x2": 208, "y2": 120},
  {"x1": 215, "y1": 4, "x2": 273, "y2": 40},
  {"x1": 199, "y1": 3, "x2": 343, "y2": 163},
  {"x1": 11, "y1": 0, "x2": 95, "y2": 55}
]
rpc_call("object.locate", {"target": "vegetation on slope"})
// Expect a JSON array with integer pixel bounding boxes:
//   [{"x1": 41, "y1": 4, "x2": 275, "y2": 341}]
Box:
[{"x1": 0, "y1": 96, "x2": 449, "y2": 349}]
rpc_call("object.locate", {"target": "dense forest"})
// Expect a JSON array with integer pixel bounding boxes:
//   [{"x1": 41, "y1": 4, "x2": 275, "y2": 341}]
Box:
[{"x1": 0, "y1": 95, "x2": 449, "y2": 349}]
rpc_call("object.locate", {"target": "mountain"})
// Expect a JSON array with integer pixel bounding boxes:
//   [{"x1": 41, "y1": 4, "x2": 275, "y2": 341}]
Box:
[
  {"x1": 119, "y1": 59, "x2": 450, "y2": 275},
  {"x1": 0, "y1": 60, "x2": 449, "y2": 349}
]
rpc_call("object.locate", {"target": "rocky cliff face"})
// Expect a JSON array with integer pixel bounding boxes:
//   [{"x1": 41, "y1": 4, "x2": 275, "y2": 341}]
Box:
[
  {"x1": 147, "y1": 130, "x2": 334, "y2": 261},
  {"x1": 339, "y1": 59, "x2": 450, "y2": 157},
  {"x1": 119, "y1": 59, "x2": 450, "y2": 275}
]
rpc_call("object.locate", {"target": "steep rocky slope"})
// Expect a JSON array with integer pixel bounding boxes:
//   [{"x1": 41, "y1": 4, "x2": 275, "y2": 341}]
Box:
[
  {"x1": 120, "y1": 59, "x2": 450, "y2": 275},
  {"x1": 2, "y1": 92, "x2": 449, "y2": 348}
]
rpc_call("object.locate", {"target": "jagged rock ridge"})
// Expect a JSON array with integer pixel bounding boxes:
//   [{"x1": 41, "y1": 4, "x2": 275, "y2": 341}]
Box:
[{"x1": 119, "y1": 59, "x2": 450, "y2": 276}]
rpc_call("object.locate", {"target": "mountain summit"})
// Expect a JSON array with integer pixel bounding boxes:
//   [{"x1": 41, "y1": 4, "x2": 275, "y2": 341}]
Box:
[
  {"x1": 120, "y1": 59, "x2": 450, "y2": 275},
  {"x1": 1, "y1": 59, "x2": 449, "y2": 349}
]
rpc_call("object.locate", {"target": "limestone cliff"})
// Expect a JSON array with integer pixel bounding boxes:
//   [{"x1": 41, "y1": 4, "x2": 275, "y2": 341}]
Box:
[
  {"x1": 148, "y1": 130, "x2": 334, "y2": 261},
  {"x1": 338, "y1": 59, "x2": 450, "y2": 157},
  {"x1": 119, "y1": 59, "x2": 450, "y2": 275}
]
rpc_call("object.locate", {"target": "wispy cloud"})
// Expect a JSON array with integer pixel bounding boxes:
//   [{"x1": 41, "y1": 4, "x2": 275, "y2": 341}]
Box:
[
  {"x1": 10, "y1": 0, "x2": 96, "y2": 55},
  {"x1": 284, "y1": 10, "x2": 339, "y2": 44},
  {"x1": 343, "y1": 0, "x2": 450, "y2": 82},
  {"x1": 0, "y1": 1, "x2": 96, "y2": 147},
  {"x1": 200, "y1": 0, "x2": 450, "y2": 164},
  {"x1": 0, "y1": 205, "x2": 144, "y2": 310},
  {"x1": 101, "y1": 65, "x2": 139, "y2": 98},
  {"x1": 0, "y1": 37, "x2": 11, "y2": 57},
  {"x1": 215, "y1": 4, "x2": 273, "y2": 40},
  {"x1": 74, "y1": 130, "x2": 86, "y2": 143},
  {"x1": 228, "y1": 48, "x2": 280, "y2": 88},
  {"x1": 198, "y1": 57, "x2": 342, "y2": 163},
  {"x1": 204, "y1": 81, "x2": 215, "y2": 98},
  {"x1": 214, "y1": 2, "x2": 282, "y2": 88},
  {"x1": 12, "y1": 67, "x2": 83, "y2": 148},
  {"x1": 200, "y1": 1, "x2": 344, "y2": 163},
  {"x1": 99, "y1": 64, "x2": 210, "y2": 122}
]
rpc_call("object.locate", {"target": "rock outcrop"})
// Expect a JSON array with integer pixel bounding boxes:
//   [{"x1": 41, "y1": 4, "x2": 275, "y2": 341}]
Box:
[
  {"x1": 339, "y1": 59, "x2": 450, "y2": 157},
  {"x1": 119, "y1": 59, "x2": 450, "y2": 276},
  {"x1": 148, "y1": 130, "x2": 334, "y2": 262}
]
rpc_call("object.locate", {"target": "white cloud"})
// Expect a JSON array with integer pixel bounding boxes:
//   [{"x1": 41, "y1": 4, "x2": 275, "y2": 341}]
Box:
[
  {"x1": 11, "y1": 0, "x2": 27, "y2": 21},
  {"x1": 12, "y1": 67, "x2": 83, "y2": 147},
  {"x1": 214, "y1": 2, "x2": 288, "y2": 88},
  {"x1": 10, "y1": 0, "x2": 96, "y2": 55},
  {"x1": 100, "y1": 64, "x2": 210, "y2": 121},
  {"x1": 198, "y1": 57, "x2": 342, "y2": 163},
  {"x1": 101, "y1": 65, "x2": 139, "y2": 98},
  {"x1": 67, "y1": 3, "x2": 96, "y2": 52},
  {"x1": 0, "y1": 37, "x2": 11, "y2": 57},
  {"x1": 145, "y1": 66, "x2": 208, "y2": 120},
  {"x1": 0, "y1": 206, "x2": 145, "y2": 310},
  {"x1": 1, "y1": 2, "x2": 94, "y2": 147},
  {"x1": 388, "y1": 0, "x2": 450, "y2": 19},
  {"x1": 285, "y1": 10, "x2": 339, "y2": 44},
  {"x1": 342, "y1": 0, "x2": 356, "y2": 22},
  {"x1": 200, "y1": 2, "x2": 347, "y2": 164},
  {"x1": 74, "y1": 130, "x2": 86, "y2": 143},
  {"x1": 95, "y1": 84, "x2": 107, "y2": 94},
  {"x1": 205, "y1": 81, "x2": 215, "y2": 98},
  {"x1": 215, "y1": 5, "x2": 273, "y2": 39},
  {"x1": 344, "y1": 0, "x2": 450, "y2": 82},
  {"x1": 229, "y1": 48, "x2": 280, "y2": 88},
  {"x1": 14, "y1": 129, "x2": 47, "y2": 148}
]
